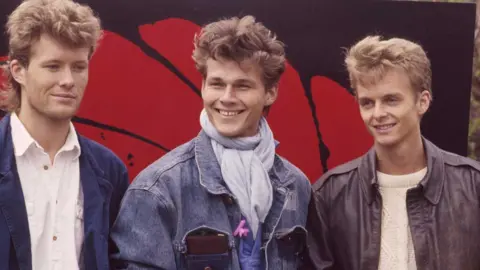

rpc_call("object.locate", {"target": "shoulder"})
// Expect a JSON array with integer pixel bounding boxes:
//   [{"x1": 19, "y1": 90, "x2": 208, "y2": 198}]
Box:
[
  {"x1": 312, "y1": 155, "x2": 364, "y2": 193},
  {"x1": 129, "y1": 138, "x2": 196, "y2": 191}
]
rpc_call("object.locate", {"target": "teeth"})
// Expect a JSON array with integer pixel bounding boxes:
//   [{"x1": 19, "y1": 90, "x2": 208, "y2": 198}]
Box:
[
  {"x1": 219, "y1": 110, "x2": 240, "y2": 116},
  {"x1": 376, "y1": 124, "x2": 394, "y2": 130}
]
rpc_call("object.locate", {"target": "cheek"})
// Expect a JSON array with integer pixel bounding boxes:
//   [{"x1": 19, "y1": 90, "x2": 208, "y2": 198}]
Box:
[
  {"x1": 201, "y1": 89, "x2": 219, "y2": 104},
  {"x1": 393, "y1": 105, "x2": 415, "y2": 120},
  {"x1": 76, "y1": 73, "x2": 89, "y2": 87},
  {"x1": 243, "y1": 93, "x2": 267, "y2": 109},
  {"x1": 26, "y1": 77, "x2": 50, "y2": 95},
  {"x1": 359, "y1": 109, "x2": 371, "y2": 123},
  {"x1": 31, "y1": 76, "x2": 56, "y2": 92}
]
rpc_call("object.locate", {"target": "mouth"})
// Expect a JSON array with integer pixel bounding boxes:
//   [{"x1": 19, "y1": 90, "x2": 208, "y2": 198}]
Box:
[
  {"x1": 373, "y1": 123, "x2": 397, "y2": 132},
  {"x1": 51, "y1": 94, "x2": 76, "y2": 100},
  {"x1": 215, "y1": 109, "x2": 245, "y2": 117}
]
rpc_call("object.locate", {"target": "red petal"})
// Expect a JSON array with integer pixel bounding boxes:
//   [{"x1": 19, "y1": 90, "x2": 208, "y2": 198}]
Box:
[
  {"x1": 78, "y1": 28, "x2": 203, "y2": 180},
  {"x1": 74, "y1": 123, "x2": 165, "y2": 180},
  {"x1": 268, "y1": 63, "x2": 322, "y2": 181},
  {"x1": 139, "y1": 18, "x2": 203, "y2": 89},
  {"x1": 311, "y1": 76, "x2": 373, "y2": 170}
]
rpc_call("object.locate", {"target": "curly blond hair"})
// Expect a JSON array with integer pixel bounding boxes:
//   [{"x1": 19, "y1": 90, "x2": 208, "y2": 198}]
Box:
[
  {"x1": 1, "y1": 0, "x2": 102, "y2": 112},
  {"x1": 345, "y1": 35, "x2": 431, "y2": 96},
  {"x1": 192, "y1": 15, "x2": 285, "y2": 90}
]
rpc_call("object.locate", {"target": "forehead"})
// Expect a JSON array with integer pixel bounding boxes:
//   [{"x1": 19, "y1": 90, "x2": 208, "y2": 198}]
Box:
[
  {"x1": 205, "y1": 58, "x2": 262, "y2": 82},
  {"x1": 29, "y1": 34, "x2": 90, "y2": 62},
  {"x1": 356, "y1": 70, "x2": 414, "y2": 99}
]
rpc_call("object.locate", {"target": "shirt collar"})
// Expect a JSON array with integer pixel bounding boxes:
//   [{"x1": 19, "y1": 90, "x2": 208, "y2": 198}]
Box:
[{"x1": 10, "y1": 113, "x2": 81, "y2": 158}]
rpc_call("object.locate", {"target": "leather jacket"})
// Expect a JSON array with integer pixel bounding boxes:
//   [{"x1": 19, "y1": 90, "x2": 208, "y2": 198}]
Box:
[{"x1": 305, "y1": 138, "x2": 480, "y2": 270}]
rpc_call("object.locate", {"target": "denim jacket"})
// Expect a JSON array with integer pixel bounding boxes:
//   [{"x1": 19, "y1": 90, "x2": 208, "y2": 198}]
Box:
[{"x1": 110, "y1": 131, "x2": 312, "y2": 269}]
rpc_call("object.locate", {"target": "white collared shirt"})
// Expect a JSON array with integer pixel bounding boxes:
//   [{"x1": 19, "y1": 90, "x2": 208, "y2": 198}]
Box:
[{"x1": 10, "y1": 113, "x2": 84, "y2": 270}]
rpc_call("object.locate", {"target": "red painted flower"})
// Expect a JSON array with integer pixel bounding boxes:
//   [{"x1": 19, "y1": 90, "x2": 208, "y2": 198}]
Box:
[{"x1": 0, "y1": 19, "x2": 373, "y2": 182}]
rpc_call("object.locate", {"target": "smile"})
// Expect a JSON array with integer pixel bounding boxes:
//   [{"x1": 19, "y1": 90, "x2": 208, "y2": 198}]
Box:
[
  {"x1": 216, "y1": 109, "x2": 244, "y2": 116},
  {"x1": 52, "y1": 94, "x2": 76, "y2": 99},
  {"x1": 374, "y1": 123, "x2": 396, "y2": 131}
]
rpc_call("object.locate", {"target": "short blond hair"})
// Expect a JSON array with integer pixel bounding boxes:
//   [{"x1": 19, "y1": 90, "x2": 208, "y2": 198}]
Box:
[
  {"x1": 1, "y1": 0, "x2": 102, "y2": 112},
  {"x1": 345, "y1": 35, "x2": 431, "y2": 96},
  {"x1": 192, "y1": 15, "x2": 286, "y2": 90}
]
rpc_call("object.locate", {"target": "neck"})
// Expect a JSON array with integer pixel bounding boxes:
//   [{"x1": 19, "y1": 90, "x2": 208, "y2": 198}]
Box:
[
  {"x1": 17, "y1": 107, "x2": 71, "y2": 163},
  {"x1": 375, "y1": 129, "x2": 426, "y2": 175}
]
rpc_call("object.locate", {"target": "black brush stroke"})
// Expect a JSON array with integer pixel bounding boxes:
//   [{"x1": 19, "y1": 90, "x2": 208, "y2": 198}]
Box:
[
  {"x1": 72, "y1": 116, "x2": 170, "y2": 152},
  {"x1": 121, "y1": 28, "x2": 201, "y2": 97},
  {"x1": 300, "y1": 77, "x2": 330, "y2": 173}
]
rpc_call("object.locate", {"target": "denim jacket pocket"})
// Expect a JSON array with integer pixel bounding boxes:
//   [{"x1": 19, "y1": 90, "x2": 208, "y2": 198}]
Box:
[
  {"x1": 185, "y1": 253, "x2": 229, "y2": 270},
  {"x1": 182, "y1": 226, "x2": 232, "y2": 270},
  {"x1": 275, "y1": 226, "x2": 307, "y2": 269}
]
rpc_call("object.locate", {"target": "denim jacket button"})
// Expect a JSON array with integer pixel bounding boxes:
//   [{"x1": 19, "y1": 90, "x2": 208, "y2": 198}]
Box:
[{"x1": 223, "y1": 196, "x2": 234, "y2": 205}]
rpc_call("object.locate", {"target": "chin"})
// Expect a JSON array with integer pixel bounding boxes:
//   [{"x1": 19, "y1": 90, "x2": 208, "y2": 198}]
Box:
[
  {"x1": 215, "y1": 127, "x2": 242, "y2": 138},
  {"x1": 45, "y1": 109, "x2": 77, "y2": 121},
  {"x1": 374, "y1": 135, "x2": 401, "y2": 148}
]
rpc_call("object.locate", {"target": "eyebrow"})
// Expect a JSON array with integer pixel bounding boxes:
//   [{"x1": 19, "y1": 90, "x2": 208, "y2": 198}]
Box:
[
  {"x1": 383, "y1": 93, "x2": 402, "y2": 98},
  {"x1": 207, "y1": 77, "x2": 223, "y2": 82},
  {"x1": 234, "y1": 79, "x2": 255, "y2": 85},
  {"x1": 357, "y1": 97, "x2": 372, "y2": 104},
  {"x1": 206, "y1": 77, "x2": 255, "y2": 84},
  {"x1": 40, "y1": 59, "x2": 88, "y2": 65}
]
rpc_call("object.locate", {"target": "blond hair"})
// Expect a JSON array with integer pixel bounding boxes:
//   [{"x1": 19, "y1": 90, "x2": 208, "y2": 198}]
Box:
[
  {"x1": 1, "y1": 0, "x2": 102, "y2": 112},
  {"x1": 345, "y1": 35, "x2": 431, "y2": 95},
  {"x1": 192, "y1": 15, "x2": 285, "y2": 90}
]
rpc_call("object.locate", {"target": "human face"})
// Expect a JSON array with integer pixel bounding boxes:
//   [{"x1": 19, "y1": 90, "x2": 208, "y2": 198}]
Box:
[
  {"x1": 10, "y1": 33, "x2": 90, "y2": 122},
  {"x1": 356, "y1": 69, "x2": 431, "y2": 148},
  {"x1": 201, "y1": 58, "x2": 277, "y2": 137}
]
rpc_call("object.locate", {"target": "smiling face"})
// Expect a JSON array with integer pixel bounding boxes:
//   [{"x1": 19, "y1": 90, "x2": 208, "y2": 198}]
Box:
[
  {"x1": 201, "y1": 58, "x2": 278, "y2": 138},
  {"x1": 356, "y1": 69, "x2": 431, "y2": 148},
  {"x1": 10, "y1": 33, "x2": 90, "y2": 122}
]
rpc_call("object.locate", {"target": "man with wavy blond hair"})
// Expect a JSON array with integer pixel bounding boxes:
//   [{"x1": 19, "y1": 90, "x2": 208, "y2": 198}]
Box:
[
  {"x1": 306, "y1": 35, "x2": 480, "y2": 270},
  {"x1": 0, "y1": 0, "x2": 129, "y2": 269},
  {"x1": 110, "y1": 15, "x2": 311, "y2": 269}
]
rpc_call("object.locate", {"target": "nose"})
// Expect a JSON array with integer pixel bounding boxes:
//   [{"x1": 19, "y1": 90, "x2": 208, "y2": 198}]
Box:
[
  {"x1": 372, "y1": 102, "x2": 387, "y2": 119},
  {"x1": 59, "y1": 68, "x2": 74, "y2": 89},
  {"x1": 219, "y1": 85, "x2": 236, "y2": 103}
]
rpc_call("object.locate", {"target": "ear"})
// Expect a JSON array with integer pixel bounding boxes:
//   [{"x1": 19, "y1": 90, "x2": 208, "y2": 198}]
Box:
[
  {"x1": 9, "y1": 59, "x2": 26, "y2": 87},
  {"x1": 418, "y1": 90, "x2": 431, "y2": 115},
  {"x1": 265, "y1": 85, "x2": 279, "y2": 106}
]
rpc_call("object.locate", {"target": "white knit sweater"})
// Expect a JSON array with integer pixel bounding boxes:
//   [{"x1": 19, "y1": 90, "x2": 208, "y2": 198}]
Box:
[{"x1": 377, "y1": 168, "x2": 427, "y2": 270}]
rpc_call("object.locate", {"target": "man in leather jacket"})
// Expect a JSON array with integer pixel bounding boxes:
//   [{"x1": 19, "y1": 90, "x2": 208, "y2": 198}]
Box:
[{"x1": 305, "y1": 35, "x2": 480, "y2": 270}]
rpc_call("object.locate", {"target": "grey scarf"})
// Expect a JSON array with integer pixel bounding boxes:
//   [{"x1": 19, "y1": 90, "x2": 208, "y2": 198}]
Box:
[{"x1": 200, "y1": 109, "x2": 275, "y2": 238}]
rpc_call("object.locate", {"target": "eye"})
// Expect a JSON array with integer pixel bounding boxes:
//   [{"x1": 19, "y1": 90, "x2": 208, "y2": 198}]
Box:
[
  {"x1": 72, "y1": 64, "x2": 87, "y2": 72},
  {"x1": 385, "y1": 96, "x2": 399, "y2": 105},
  {"x1": 208, "y1": 82, "x2": 224, "y2": 88},
  {"x1": 238, "y1": 84, "x2": 251, "y2": 90},
  {"x1": 45, "y1": 64, "x2": 60, "y2": 71},
  {"x1": 359, "y1": 99, "x2": 374, "y2": 109}
]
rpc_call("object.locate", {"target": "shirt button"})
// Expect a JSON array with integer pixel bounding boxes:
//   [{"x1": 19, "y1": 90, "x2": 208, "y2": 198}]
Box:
[
  {"x1": 53, "y1": 236, "x2": 57, "y2": 241},
  {"x1": 43, "y1": 165, "x2": 49, "y2": 170}
]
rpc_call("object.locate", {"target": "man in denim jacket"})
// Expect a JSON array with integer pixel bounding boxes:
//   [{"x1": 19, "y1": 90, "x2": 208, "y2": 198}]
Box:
[{"x1": 110, "y1": 15, "x2": 311, "y2": 269}]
